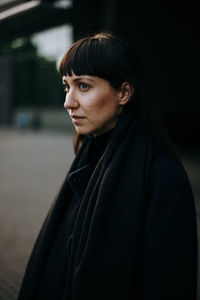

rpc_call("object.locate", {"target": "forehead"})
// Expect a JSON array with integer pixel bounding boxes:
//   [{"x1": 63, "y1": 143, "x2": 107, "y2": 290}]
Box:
[{"x1": 62, "y1": 74, "x2": 96, "y2": 83}]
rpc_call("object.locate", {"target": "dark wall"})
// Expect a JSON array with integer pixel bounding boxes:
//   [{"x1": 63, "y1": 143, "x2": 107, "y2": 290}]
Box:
[{"x1": 73, "y1": 0, "x2": 199, "y2": 143}]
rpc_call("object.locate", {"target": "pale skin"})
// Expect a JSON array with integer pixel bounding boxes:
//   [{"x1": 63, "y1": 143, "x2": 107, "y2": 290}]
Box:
[{"x1": 62, "y1": 73, "x2": 133, "y2": 136}]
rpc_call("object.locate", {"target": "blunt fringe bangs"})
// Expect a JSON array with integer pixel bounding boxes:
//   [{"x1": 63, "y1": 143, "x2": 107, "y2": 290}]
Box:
[{"x1": 59, "y1": 32, "x2": 137, "y2": 89}]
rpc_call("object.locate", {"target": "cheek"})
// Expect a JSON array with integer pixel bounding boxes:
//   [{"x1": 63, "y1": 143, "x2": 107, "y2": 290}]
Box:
[
  {"x1": 91, "y1": 93, "x2": 118, "y2": 113},
  {"x1": 80, "y1": 87, "x2": 119, "y2": 122},
  {"x1": 97, "y1": 97, "x2": 119, "y2": 118},
  {"x1": 81, "y1": 95, "x2": 107, "y2": 115}
]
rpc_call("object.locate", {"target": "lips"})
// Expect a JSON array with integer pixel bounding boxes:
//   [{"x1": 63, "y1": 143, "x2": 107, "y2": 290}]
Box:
[
  {"x1": 70, "y1": 115, "x2": 85, "y2": 125},
  {"x1": 70, "y1": 115, "x2": 85, "y2": 119}
]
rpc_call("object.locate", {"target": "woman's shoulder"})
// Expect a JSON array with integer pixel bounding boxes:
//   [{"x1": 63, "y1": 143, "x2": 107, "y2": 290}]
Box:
[
  {"x1": 148, "y1": 150, "x2": 195, "y2": 209},
  {"x1": 152, "y1": 151, "x2": 193, "y2": 187},
  {"x1": 151, "y1": 152, "x2": 186, "y2": 182}
]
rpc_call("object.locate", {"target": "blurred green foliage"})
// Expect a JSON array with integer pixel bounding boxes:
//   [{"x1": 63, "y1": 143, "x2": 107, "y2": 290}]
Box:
[{"x1": 0, "y1": 37, "x2": 64, "y2": 109}]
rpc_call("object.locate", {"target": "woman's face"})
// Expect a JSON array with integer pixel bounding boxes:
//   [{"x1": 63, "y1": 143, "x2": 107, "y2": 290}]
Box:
[{"x1": 62, "y1": 73, "x2": 124, "y2": 136}]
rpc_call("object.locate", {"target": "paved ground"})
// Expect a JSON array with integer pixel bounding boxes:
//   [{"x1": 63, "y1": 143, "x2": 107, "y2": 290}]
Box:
[{"x1": 0, "y1": 128, "x2": 199, "y2": 299}]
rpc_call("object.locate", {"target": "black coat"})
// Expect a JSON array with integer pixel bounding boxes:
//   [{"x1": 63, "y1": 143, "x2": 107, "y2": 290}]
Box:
[{"x1": 18, "y1": 111, "x2": 198, "y2": 300}]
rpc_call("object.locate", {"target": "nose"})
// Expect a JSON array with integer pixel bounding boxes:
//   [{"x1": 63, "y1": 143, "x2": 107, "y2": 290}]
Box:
[{"x1": 64, "y1": 90, "x2": 79, "y2": 111}]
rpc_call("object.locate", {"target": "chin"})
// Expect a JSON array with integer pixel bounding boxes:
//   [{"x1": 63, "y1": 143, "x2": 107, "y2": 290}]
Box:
[{"x1": 75, "y1": 126, "x2": 94, "y2": 136}]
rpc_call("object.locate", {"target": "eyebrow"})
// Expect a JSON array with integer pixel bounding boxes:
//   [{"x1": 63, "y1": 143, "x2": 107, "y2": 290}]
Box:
[{"x1": 62, "y1": 76, "x2": 95, "y2": 84}]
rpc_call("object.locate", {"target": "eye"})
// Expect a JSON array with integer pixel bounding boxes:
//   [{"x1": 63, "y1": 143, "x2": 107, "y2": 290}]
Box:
[
  {"x1": 79, "y1": 82, "x2": 89, "y2": 91},
  {"x1": 64, "y1": 84, "x2": 70, "y2": 93}
]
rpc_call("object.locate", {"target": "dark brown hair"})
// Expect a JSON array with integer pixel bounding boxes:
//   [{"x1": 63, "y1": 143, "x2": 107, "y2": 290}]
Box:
[{"x1": 59, "y1": 31, "x2": 182, "y2": 166}]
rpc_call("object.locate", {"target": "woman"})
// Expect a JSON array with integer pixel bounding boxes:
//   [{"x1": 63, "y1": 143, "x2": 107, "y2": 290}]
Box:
[{"x1": 18, "y1": 32, "x2": 198, "y2": 300}]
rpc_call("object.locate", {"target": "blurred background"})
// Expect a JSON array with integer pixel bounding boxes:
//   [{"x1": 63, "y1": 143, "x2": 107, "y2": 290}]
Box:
[{"x1": 0, "y1": 0, "x2": 199, "y2": 299}]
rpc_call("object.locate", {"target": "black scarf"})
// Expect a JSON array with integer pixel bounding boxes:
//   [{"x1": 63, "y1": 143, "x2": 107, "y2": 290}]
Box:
[{"x1": 18, "y1": 110, "x2": 197, "y2": 300}]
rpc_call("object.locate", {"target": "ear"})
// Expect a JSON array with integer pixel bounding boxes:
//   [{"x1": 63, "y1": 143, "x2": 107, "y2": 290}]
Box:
[{"x1": 118, "y1": 82, "x2": 134, "y2": 105}]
